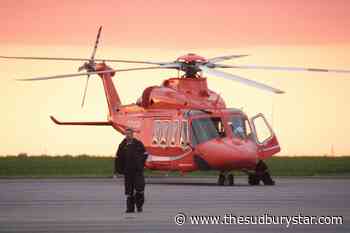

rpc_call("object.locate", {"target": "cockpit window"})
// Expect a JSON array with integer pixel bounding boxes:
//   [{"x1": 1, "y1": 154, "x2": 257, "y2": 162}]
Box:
[
  {"x1": 191, "y1": 117, "x2": 220, "y2": 145},
  {"x1": 211, "y1": 117, "x2": 226, "y2": 137},
  {"x1": 229, "y1": 116, "x2": 250, "y2": 139}
]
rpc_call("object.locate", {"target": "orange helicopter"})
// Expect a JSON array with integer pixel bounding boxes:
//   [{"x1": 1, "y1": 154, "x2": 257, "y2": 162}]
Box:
[{"x1": 2, "y1": 27, "x2": 350, "y2": 185}]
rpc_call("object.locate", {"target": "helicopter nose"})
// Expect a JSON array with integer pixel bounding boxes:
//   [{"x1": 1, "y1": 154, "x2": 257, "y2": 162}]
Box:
[{"x1": 194, "y1": 137, "x2": 256, "y2": 170}]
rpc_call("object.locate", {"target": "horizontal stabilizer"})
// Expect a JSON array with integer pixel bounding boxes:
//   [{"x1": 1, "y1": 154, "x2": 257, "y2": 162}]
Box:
[{"x1": 50, "y1": 116, "x2": 112, "y2": 126}]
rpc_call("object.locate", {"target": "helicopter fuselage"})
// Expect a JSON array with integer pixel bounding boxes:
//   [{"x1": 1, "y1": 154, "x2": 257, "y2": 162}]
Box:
[{"x1": 104, "y1": 70, "x2": 280, "y2": 173}]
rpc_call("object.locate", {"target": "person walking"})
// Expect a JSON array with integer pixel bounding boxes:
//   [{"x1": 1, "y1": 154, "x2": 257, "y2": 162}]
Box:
[{"x1": 116, "y1": 128, "x2": 148, "y2": 213}]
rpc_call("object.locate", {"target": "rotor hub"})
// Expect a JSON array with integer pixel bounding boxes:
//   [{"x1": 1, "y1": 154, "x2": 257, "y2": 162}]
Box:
[{"x1": 78, "y1": 61, "x2": 96, "y2": 72}]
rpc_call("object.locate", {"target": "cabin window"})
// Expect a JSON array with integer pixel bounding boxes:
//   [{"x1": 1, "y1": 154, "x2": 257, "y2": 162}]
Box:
[
  {"x1": 160, "y1": 120, "x2": 170, "y2": 146},
  {"x1": 180, "y1": 120, "x2": 189, "y2": 147},
  {"x1": 169, "y1": 120, "x2": 179, "y2": 146},
  {"x1": 211, "y1": 117, "x2": 226, "y2": 137},
  {"x1": 152, "y1": 120, "x2": 161, "y2": 145},
  {"x1": 191, "y1": 117, "x2": 220, "y2": 145},
  {"x1": 152, "y1": 120, "x2": 180, "y2": 147}
]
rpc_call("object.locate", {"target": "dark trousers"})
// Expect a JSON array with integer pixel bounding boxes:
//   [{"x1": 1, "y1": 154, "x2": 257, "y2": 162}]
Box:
[
  {"x1": 124, "y1": 172, "x2": 145, "y2": 211},
  {"x1": 124, "y1": 172, "x2": 145, "y2": 195}
]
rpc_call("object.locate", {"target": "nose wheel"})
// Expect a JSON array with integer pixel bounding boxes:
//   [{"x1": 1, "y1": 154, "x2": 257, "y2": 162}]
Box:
[{"x1": 217, "y1": 172, "x2": 234, "y2": 186}]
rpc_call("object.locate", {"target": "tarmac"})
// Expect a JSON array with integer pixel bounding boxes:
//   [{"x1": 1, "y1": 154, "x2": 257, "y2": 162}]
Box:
[{"x1": 0, "y1": 177, "x2": 349, "y2": 233}]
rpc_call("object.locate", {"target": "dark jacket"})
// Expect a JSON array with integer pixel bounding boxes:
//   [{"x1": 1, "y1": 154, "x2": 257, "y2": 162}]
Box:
[{"x1": 116, "y1": 138, "x2": 148, "y2": 175}]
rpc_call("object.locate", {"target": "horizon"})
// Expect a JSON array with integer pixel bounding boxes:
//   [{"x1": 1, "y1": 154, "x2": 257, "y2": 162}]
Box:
[{"x1": 1, "y1": 0, "x2": 350, "y2": 156}]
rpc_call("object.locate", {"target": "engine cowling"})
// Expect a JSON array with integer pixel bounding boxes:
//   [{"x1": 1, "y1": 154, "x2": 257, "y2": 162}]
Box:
[{"x1": 137, "y1": 77, "x2": 226, "y2": 109}]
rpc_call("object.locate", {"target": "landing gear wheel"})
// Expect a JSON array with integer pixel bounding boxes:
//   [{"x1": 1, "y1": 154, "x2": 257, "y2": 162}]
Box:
[
  {"x1": 261, "y1": 172, "x2": 275, "y2": 185},
  {"x1": 227, "y1": 174, "x2": 234, "y2": 186},
  {"x1": 218, "y1": 174, "x2": 225, "y2": 186},
  {"x1": 248, "y1": 173, "x2": 260, "y2": 185}
]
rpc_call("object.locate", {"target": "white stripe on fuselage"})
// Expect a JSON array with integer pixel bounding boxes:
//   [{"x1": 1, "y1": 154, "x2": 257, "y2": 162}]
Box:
[{"x1": 146, "y1": 149, "x2": 191, "y2": 162}]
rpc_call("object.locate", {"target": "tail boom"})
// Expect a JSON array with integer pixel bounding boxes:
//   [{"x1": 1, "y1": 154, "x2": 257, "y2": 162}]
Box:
[{"x1": 95, "y1": 63, "x2": 122, "y2": 117}]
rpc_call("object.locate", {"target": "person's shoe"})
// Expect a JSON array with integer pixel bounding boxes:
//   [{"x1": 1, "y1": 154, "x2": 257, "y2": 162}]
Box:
[
  {"x1": 135, "y1": 192, "x2": 144, "y2": 213},
  {"x1": 126, "y1": 195, "x2": 135, "y2": 213}
]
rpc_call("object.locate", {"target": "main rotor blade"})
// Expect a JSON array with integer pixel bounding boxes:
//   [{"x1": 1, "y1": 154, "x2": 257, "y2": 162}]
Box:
[
  {"x1": 99, "y1": 59, "x2": 169, "y2": 65},
  {"x1": 208, "y1": 54, "x2": 249, "y2": 64},
  {"x1": 16, "y1": 70, "x2": 115, "y2": 81},
  {"x1": 215, "y1": 64, "x2": 350, "y2": 74},
  {"x1": 81, "y1": 75, "x2": 90, "y2": 108},
  {"x1": 15, "y1": 66, "x2": 173, "y2": 81},
  {"x1": 90, "y1": 26, "x2": 102, "y2": 61},
  {"x1": 0, "y1": 56, "x2": 90, "y2": 62},
  {"x1": 199, "y1": 66, "x2": 284, "y2": 94},
  {"x1": 0, "y1": 55, "x2": 167, "y2": 65}
]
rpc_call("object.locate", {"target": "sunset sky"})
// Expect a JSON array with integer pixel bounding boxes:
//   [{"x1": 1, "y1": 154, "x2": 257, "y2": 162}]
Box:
[{"x1": 1, "y1": 0, "x2": 350, "y2": 156}]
